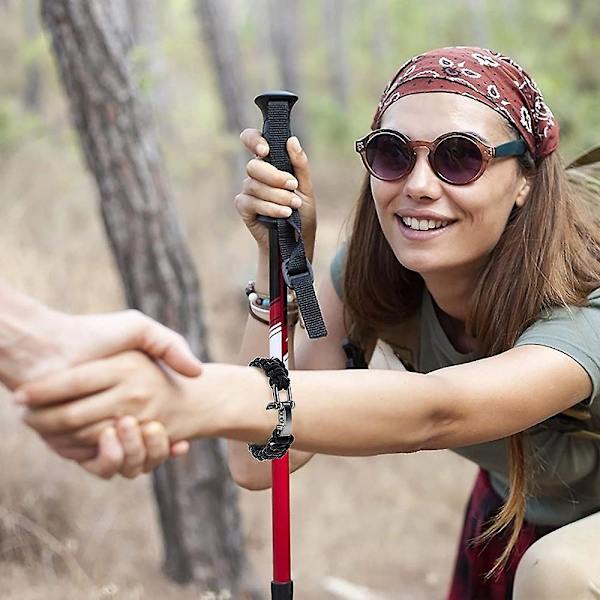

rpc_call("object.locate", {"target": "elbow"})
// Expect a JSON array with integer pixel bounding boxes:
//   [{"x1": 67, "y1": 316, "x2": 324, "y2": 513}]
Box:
[
  {"x1": 232, "y1": 472, "x2": 272, "y2": 491},
  {"x1": 227, "y1": 461, "x2": 272, "y2": 491},
  {"x1": 412, "y1": 374, "x2": 459, "y2": 452}
]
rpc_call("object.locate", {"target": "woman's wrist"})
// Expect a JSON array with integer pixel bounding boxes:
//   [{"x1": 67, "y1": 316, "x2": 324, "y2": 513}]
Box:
[
  {"x1": 176, "y1": 364, "x2": 277, "y2": 445},
  {"x1": 210, "y1": 364, "x2": 277, "y2": 444}
]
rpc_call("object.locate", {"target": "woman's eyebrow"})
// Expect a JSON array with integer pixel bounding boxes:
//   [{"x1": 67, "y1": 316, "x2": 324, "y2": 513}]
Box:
[{"x1": 464, "y1": 131, "x2": 491, "y2": 144}]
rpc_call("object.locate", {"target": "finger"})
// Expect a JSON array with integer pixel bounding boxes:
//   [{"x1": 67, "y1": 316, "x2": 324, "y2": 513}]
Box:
[
  {"x1": 116, "y1": 416, "x2": 146, "y2": 478},
  {"x1": 246, "y1": 158, "x2": 298, "y2": 190},
  {"x1": 15, "y1": 358, "x2": 118, "y2": 407},
  {"x1": 287, "y1": 136, "x2": 314, "y2": 196},
  {"x1": 47, "y1": 444, "x2": 97, "y2": 462},
  {"x1": 24, "y1": 388, "x2": 123, "y2": 435},
  {"x1": 241, "y1": 177, "x2": 302, "y2": 210},
  {"x1": 141, "y1": 421, "x2": 170, "y2": 472},
  {"x1": 42, "y1": 419, "x2": 116, "y2": 447},
  {"x1": 81, "y1": 427, "x2": 124, "y2": 479},
  {"x1": 235, "y1": 193, "x2": 294, "y2": 220},
  {"x1": 170, "y1": 440, "x2": 190, "y2": 458},
  {"x1": 127, "y1": 311, "x2": 202, "y2": 377},
  {"x1": 240, "y1": 128, "x2": 269, "y2": 157}
]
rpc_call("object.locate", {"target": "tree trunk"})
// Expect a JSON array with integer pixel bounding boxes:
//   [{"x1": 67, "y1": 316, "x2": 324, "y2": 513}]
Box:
[
  {"x1": 267, "y1": 0, "x2": 308, "y2": 147},
  {"x1": 195, "y1": 0, "x2": 251, "y2": 180},
  {"x1": 126, "y1": 0, "x2": 171, "y2": 128},
  {"x1": 41, "y1": 1, "x2": 260, "y2": 597},
  {"x1": 323, "y1": 0, "x2": 349, "y2": 110},
  {"x1": 466, "y1": 0, "x2": 490, "y2": 48},
  {"x1": 21, "y1": 0, "x2": 42, "y2": 112},
  {"x1": 194, "y1": 0, "x2": 250, "y2": 135}
]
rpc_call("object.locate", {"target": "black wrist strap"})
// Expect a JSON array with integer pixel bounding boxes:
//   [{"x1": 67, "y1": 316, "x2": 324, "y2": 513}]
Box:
[
  {"x1": 248, "y1": 357, "x2": 295, "y2": 461},
  {"x1": 263, "y1": 99, "x2": 327, "y2": 340}
]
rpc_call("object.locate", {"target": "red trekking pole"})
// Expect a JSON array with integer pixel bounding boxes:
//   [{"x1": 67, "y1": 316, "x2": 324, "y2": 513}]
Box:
[{"x1": 254, "y1": 91, "x2": 327, "y2": 600}]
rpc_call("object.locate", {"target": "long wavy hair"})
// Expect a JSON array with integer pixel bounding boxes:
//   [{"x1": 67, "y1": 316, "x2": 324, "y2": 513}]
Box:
[{"x1": 341, "y1": 137, "x2": 600, "y2": 574}]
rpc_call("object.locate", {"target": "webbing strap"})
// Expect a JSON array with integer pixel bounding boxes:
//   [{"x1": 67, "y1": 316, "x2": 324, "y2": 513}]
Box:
[{"x1": 265, "y1": 100, "x2": 327, "y2": 339}]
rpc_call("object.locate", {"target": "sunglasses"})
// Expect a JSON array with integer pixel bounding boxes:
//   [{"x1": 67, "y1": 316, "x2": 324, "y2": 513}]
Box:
[{"x1": 355, "y1": 129, "x2": 527, "y2": 185}]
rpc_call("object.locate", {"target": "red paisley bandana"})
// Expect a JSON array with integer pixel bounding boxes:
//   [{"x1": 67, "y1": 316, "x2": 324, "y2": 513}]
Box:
[{"x1": 372, "y1": 46, "x2": 559, "y2": 162}]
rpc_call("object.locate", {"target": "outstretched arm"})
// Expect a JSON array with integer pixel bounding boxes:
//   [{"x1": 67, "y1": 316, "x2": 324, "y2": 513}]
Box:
[
  {"x1": 17, "y1": 343, "x2": 591, "y2": 456},
  {"x1": 0, "y1": 280, "x2": 202, "y2": 390}
]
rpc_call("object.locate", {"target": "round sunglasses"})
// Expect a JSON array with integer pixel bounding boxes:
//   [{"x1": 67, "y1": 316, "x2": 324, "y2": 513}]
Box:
[{"x1": 355, "y1": 129, "x2": 527, "y2": 185}]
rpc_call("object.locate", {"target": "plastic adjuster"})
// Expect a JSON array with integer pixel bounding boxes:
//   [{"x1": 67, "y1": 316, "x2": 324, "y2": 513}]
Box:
[{"x1": 282, "y1": 256, "x2": 314, "y2": 290}]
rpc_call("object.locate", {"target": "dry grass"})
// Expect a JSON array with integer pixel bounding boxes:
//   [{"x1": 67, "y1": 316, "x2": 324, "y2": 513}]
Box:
[{"x1": 0, "y1": 127, "x2": 477, "y2": 599}]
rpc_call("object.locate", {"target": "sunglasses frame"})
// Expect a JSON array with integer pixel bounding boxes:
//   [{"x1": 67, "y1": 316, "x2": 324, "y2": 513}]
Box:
[{"x1": 355, "y1": 129, "x2": 527, "y2": 185}]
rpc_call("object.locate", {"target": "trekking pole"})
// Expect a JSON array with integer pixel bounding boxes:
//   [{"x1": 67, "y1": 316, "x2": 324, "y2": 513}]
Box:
[{"x1": 254, "y1": 91, "x2": 327, "y2": 600}]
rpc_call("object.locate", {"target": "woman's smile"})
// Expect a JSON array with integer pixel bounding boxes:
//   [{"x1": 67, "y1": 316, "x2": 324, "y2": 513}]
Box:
[{"x1": 395, "y1": 214, "x2": 458, "y2": 240}]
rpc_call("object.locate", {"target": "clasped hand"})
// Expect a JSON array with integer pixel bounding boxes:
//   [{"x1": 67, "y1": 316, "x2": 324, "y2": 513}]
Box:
[{"x1": 15, "y1": 351, "x2": 202, "y2": 479}]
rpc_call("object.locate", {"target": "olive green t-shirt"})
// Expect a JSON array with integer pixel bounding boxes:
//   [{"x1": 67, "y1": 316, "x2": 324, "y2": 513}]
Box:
[{"x1": 330, "y1": 243, "x2": 600, "y2": 527}]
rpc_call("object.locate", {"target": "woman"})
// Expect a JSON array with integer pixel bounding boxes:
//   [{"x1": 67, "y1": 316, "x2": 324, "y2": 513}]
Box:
[{"x1": 16, "y1": 47, "x2": 600, "y2": 598}]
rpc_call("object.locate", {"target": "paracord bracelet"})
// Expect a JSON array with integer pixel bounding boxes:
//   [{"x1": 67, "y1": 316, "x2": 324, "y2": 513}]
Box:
[{"x1": 248, "y1": 357, "x2": 295, "y2": 461}]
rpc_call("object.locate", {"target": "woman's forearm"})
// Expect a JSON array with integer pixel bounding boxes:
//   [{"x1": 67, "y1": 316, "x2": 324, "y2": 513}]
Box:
[
  {"x1": 227, "y1": 250, "x2": 299, "y2": 488},
  {"x1": 208, "y1": 366, "x2": 447, "y2": 457}
]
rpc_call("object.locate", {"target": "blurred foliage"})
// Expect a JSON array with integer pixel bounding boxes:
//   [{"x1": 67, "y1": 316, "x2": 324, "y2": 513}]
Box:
[{"x1": 0, "y1": 0, "x2": 598, "y2": 166}]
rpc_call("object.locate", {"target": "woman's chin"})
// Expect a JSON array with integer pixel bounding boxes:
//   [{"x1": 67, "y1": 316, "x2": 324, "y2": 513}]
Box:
[{"x1": 392, "y1": 249, "x2": 445, "y2": 275}]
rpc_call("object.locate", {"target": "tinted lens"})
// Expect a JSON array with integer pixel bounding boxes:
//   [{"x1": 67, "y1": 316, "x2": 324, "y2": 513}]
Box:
[
  {"x1": 433, "y1": 136, "x2": 483, "y2": 184},
  {"x1": 365, "y1": 134, "x2": 413, "y2": 180}
]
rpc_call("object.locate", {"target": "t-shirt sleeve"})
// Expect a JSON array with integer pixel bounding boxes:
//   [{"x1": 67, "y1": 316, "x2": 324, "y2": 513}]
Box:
[
  {"x1": 514, "y1": 288, "x2": 600, "y2": 408},
  {"x1": 329, "y1": 242, "x2": 348, "y2": 301}
]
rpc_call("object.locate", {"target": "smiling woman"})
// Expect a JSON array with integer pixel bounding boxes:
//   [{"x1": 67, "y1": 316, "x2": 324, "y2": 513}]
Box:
[{"x1": 16, "y1": 46, "x2": 600, "y2": 599}]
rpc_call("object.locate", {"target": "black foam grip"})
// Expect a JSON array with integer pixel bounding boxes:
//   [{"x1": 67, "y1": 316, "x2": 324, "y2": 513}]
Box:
[{"x1": 255, "y1": 91, "x2": 298, "y2": 174}]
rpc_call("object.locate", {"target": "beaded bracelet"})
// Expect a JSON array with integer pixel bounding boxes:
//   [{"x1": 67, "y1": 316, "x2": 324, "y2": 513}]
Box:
[
  {"x1": 247, "y1": 356, "x2": 295, "y2": 461},
  {"x1": 245, "y1": 281, "x2": 301, "y2": 328}
]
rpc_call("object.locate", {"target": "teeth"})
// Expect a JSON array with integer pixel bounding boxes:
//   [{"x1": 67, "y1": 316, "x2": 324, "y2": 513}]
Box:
[{"x1": 401, "y1": 216, "x2": 450, "y2": 231}]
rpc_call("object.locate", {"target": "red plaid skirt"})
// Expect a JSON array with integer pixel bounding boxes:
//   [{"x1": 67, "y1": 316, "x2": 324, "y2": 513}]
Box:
[{"x1": 447, "y1": 469, "x2": 557, "y2": 600}]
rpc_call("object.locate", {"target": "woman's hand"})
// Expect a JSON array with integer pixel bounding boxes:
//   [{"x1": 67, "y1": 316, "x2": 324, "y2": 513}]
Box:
[
  {"x1": 16, "y1": 351, "x2": 205, "y2": 449},
  {"x1": 51, "y1": 418, "x2": 190, "y2": 479},
  {"x1": 236, "y1": 130, "x2": 317, "y2": 261}
]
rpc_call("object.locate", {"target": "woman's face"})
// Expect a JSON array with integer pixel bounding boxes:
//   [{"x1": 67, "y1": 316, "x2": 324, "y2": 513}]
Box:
[{"x1": 373, "y1": 92, "x2": 531, "y2": 277}]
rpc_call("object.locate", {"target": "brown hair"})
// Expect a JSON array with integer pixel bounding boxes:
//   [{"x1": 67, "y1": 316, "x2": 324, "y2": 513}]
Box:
[{"x1": 341, "y1": 148, "x2": 600, "y2": 574}]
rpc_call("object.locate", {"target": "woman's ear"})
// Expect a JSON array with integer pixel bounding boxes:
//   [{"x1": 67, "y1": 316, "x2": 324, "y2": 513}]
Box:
[{"x1": 514, "y1": 174, "x2": 532, "y2": 208}]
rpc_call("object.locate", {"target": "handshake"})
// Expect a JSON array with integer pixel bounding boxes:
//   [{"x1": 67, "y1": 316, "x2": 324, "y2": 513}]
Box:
[{"x1": 3, "y1": 286, "x2": 206, "y2": 480}]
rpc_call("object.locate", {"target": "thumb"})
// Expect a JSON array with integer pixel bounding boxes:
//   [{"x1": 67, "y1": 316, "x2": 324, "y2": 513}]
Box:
[
  {"x1": 133, "y1": 317, "x2": 203, "y2": 377},
  {"x1": 287, "y1": 136, "x2": 313, "y2": 196}
]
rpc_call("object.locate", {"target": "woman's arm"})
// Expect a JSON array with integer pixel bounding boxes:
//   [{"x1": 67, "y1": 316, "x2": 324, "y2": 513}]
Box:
[
  {"x1": 228, "y1": 257, "x2": 349, "y2": 489},
  {"x1": 18, "y1": 340, "x2": 592, "y2": 456}
]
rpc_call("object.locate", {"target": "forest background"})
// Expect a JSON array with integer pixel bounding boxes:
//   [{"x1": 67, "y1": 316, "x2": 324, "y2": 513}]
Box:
[{"x1": 0, "y1": 1, "x2": 599, "y2": 599}]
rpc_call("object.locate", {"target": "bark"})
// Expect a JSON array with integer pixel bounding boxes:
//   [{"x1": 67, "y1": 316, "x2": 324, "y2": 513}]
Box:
[
  {"x1": 22, "y1": 0, "x2": 42, "y2": 112},
  {"x1": 323, "y1": 0, "x2": 349, "y2": 109},
  {"x1": 466, "y1": 0, "x2": 490, "y2": 48},
  {"x1": 126, "y1": 0, "x2": 170, "y2": 123},
  {"x1": 267, "y1": 0, "x2": 308, "y2": 147},
  {"x1": 195, "y1": 0, "x2": 251, "y2": 180},
  {"x1": 41, "y1": 1, "x2": 260, "y2": 597},
  {"x1": 195, "y1": 0, "x2": 250, "y2": 135}
]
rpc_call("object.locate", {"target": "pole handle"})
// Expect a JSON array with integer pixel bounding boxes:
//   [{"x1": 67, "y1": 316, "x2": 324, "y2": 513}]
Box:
[{"x1": 255, "y1": 91, "x2": 298, "y2": 176}]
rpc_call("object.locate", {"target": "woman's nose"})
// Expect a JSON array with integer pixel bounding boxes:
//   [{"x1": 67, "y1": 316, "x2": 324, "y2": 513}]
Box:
[{"x1": 403, "y1": 147, "x2": 442, "y2": 201}]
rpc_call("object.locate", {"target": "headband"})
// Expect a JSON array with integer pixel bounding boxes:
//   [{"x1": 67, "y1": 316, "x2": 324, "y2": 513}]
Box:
[{"x1": 372, "y1": 47, "x2": 559, "y2": 162}]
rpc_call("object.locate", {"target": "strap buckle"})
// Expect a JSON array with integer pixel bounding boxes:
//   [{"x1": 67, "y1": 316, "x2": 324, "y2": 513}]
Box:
[{"x1": 282, "y1": 257, "x2": 314, "y2": 290}]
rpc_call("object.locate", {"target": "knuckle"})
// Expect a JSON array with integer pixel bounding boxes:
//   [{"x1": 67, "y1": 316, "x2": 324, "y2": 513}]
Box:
[
  {"x1": 73, "y1": 428, "x2": 94, "y2": 444},
  {"x1": 98, "y1": 464, "x2": 116, "y2": 480},
  {"x1": 60, "y1": 407, "x2": 81, "y2": 430},
  {"x1": 127, "y1": 386, "x2": 150, "y2": 410}
]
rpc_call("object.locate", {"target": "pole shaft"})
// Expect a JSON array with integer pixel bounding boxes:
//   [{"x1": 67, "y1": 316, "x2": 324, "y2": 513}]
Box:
[{"x1": 267, "y1": 224, "x2": 292, "y2": 584}]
